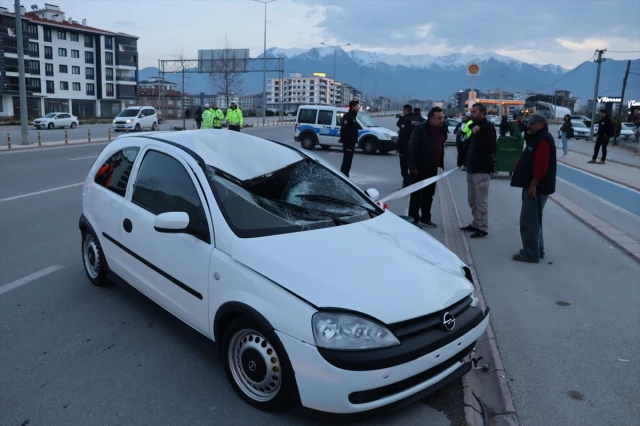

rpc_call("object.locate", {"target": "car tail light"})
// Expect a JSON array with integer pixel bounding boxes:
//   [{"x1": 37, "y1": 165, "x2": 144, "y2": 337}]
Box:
[{"x1": 295, "y1": 122, "x2": 298, "y2": 131}]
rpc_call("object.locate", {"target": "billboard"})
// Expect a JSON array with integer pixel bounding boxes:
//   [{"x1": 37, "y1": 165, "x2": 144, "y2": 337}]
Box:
[{"x1": 198, "y1": 49, "x2": 250, "y2": 73}]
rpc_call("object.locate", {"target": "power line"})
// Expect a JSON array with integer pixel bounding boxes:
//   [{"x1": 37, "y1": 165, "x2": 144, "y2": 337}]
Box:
[
  {"x1": 606, "y1": 50, "x2": 640, "y2": 53},
  {"x1": 532, "y1": 53, "x2": 597, "y2": 92}
]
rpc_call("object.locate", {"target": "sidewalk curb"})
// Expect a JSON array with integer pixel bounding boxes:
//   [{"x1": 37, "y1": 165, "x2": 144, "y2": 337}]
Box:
[
  {"x1": 557, "y1": 158, "x2": 640, "y2": 191},
  {"x1": 550, "y1": 194, "x2": 640, "y2": 263},
  {"x1": 438, "y1": 176, "x2": 520, "y2": 426},
  {"x1": 0, "y1": 138, "x2": 110, "y2": 151}
]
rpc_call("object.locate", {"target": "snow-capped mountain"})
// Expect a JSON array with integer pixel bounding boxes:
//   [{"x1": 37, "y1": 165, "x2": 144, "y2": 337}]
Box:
[{"x1": 140, "y1": 46, "x2": 638, "y2": 101}]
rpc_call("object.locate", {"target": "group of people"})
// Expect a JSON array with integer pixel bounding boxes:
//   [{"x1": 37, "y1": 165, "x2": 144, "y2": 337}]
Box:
[
  {"x1": 392, "y1": 102, "x2": 558, "y2": 264},
  {"x1": 193, "y1": 102, "x2": 244, "y2": 132}
]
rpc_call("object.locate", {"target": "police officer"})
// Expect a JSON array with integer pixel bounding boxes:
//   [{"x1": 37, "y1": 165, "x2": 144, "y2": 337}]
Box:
[
  {"x1": 211, "y1": 102, "x2": 224, "y2": 129},
  {"x1": 201, "y1": 104, "x2": 214, "y2": 129},
  {"x1": 396, "y1": 104, "x2": 414, "y2": 187},
  {"x1": 339, "y1": 99, "x2": 361, "y2": 177},
  {"x1": 226, "y1": 102, "x2": 244, "y2": 132}
]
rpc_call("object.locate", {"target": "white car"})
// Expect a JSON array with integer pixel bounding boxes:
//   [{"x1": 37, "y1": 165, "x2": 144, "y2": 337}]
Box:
[
  {"x1": 112, "y1": 106, "x2": 158, "y2": 132},
  {"x1": 33, "y1": 112, "x2": 79, "y2": 129},
  {"x1": 446, "y1": 118, "x2": 461, "y2": 145},
  {"x1": 79, "y1": 130, "x2": 489, "y2": 414},
  {"x1": 557, "y1": 120, "x2": 591, "y2": 140}
]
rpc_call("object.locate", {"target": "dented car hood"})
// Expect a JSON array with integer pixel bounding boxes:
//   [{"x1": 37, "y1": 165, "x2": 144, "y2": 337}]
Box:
[{"x1": 231, "y1": 212, "x2": 474, "y2": 324}]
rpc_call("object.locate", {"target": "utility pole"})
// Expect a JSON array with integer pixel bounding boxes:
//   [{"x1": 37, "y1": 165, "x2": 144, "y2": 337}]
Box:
[
  {"x1": 255, "y1": 0, "x2": 274, "y2": 125},
  {"x1": 15, "y1": 0, "x2": 29, "y2": 145},
  {"x1": 590, "y1": 49, "x2": 606, "y2": 139},
  {"x1": 552, "y1": 81, "x2": 556, "y2": 120},
  {"x1": 613, "y1": 60, "x2": 631, "y2": 145},
  {"x1": 499, "y1": 75, "x2": 504, "y2": 117}
]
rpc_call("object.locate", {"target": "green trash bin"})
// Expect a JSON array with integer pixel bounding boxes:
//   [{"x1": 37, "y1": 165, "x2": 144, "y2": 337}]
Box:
[{"x1": 493, "y1": 122, "x2": 524, "y2": 179}]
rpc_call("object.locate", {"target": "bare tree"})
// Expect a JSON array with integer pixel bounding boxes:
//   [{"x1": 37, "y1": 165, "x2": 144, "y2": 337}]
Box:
[
  {"x1": 208, "y1": 34, "x2": 244, "y2": 109},
  {"x1": 174, "y1": 48, "x2": 192, "y2": 129}
]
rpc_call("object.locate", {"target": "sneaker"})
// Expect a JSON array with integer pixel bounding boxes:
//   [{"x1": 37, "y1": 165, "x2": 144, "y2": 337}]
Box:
[
  {"x1": 521, "y1": 249, "x2": 544, "y2": 259},
  {"x1": 598, "y1": 160, "x2": 605, "y2": 164},
  {"x1": 512, "y1": 252, "x2": 539, "y2": 263},
  {"x1": 420, "y1": 220, "x2": 437, "y2": 228},
  {"x1": 460, "y1": 225, "x2": 478, "y2": 232},
  {"x1": 588, "y1": 159, "x2": 597, "y2": 164},
  {"x1": 470, "y1": 230, "x2": 489, "y2": 239}
]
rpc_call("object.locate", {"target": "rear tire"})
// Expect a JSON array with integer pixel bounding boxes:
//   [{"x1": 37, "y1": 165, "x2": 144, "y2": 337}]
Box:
[
  {"x1": 222, "y1": 317, "x2": 298, "y2": 411},
  {"x1": 300, "y1": 133, "x2": 316, "y2": 150},
  {"x1": 81, "y1": 229, "x2": 110, "y2": 287}
]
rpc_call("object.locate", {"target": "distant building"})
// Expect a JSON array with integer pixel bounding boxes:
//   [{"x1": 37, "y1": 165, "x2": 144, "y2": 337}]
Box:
[
  {"x1": 137, "y1": 87, "x2": 194, "y2": 118},
  {"x1": 267, "y1": 72, "x2": 343, "y2": 113},
  {"x1": 0, "y1": 3, "x2": 139, "y2": 118}
]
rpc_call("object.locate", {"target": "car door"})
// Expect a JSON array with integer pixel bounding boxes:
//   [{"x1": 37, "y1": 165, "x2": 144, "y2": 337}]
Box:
[
  {"x1": 316, "y1": 109, "x2": 335, "y2": 144},
  {"x1": 141, "y1": 108, "x2": 153, "y2": 129},
  {"x1": 118, "y1": 145, "x2": 213, "y2": 335}
]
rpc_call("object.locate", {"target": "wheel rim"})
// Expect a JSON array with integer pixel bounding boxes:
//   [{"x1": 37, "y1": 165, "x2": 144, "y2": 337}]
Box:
[
  {"x1": 365, "y1": 141, "x2": 375, "y2": 153},
  {"x1": 301, "y1": 137, "x2": 313, "y2": 149},
  {"x1": 83, "y1": 234, "x2": 100, "y2": 279},
  {"x1": 228, "y1": 329, "x2": 282, "y2": 402}
]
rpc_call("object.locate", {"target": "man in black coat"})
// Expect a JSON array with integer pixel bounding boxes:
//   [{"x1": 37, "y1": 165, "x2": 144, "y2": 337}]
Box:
[
  {"x1": 396, "y1": 104, "x2": 414, "y2": 187},
  {"x1": 589, "y1": 108, "x2": 613, "y2": 164},
  {"x1": 339, "y1": 99, "x2": 361, "y2": 177},
  {"x1": 459, "y1": 103, "x2": 497, "y2": 239},
  {"x1": 407, "y1": 106, "x2": 446, "y2": 228}
]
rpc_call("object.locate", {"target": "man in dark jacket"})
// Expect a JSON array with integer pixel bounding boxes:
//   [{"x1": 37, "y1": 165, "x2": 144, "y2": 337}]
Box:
[
  {"x1": 407, "y1": 106, "x2": 446, "y2": 228},
  {"x1": 339, "y1": 99, "x2": 361, "y2": 177},
  {"x1": 396, "y1": 104, "x2": 415, "y2": 187},
  {"x1": 413, "y1": 108, "x2": 426, "y2": 124},
  {"x1": 510, "y1": 114, "x2": 557, "y2": 263},
  {"x1": 194, "y1": 106, "x2": 203, "y2": 129},
  {"x1": 459, "y1": 103, "x2": 497, "y2": 239},
  {"x1": 589, "y1": 108, "x2": 613, "y2": 164}
]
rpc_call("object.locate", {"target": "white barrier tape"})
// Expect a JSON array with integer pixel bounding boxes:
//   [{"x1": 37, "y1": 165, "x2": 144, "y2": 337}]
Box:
[{"x1": 377, "y1": 167, "x2": 460, "y2": 203}]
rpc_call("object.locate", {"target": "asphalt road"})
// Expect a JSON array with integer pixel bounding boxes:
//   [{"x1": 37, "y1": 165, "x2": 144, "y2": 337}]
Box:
[{"x1": 1, "y1": 117, "x2": 639, "y2": 426}]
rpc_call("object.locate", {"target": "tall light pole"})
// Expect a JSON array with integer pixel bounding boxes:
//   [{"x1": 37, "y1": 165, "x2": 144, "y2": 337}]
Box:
[
  {"x1": 321, "y1": 42, "x2": 350, "y2": 105},
  {"x1": 15, "y1": 0, "x2": 29, "y2": 145},
  {"x1": 255, "y1": 0, "x2": 275, "y2": 125}
]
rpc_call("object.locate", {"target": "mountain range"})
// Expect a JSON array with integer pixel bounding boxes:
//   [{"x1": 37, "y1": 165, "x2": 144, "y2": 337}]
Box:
[{"x1": 140, "y1": 46, "x2": 640, "y2": 102}]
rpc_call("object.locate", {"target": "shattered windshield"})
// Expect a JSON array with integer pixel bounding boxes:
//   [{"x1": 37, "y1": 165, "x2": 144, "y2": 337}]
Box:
[
  {"x1": 206, "y1": 159, "x2": 383, "y2": 238},
  {"x1": 357, "y1": 111, "x2": 379, "y2": 127}
]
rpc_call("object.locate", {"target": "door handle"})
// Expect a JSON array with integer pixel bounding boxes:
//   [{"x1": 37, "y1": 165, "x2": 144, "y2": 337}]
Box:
[{"x1": 123, "y1": 218, "x2": 133, "y2": 233}]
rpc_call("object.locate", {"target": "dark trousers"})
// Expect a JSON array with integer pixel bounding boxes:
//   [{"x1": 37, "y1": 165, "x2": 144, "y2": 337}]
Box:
[
  {"x1": 399, "y1": 154, "x2": 410, "y2": 187},
  {"x1": 196, "y1": 121, "x2": 202, "y2": 129},
  {"x1": 520, "y1": 188, "x2": 548, "y2": 260},
  {"x1": 408, "y1": 167, "x2": 438, "y2": 222},
  {"x1": 213, "y1": 125, "x2": 222, "y2": 129},
  {"x1": 229, "y1": 124, "x2": 241, "y2": 132},
  {"x1": 340, "y1": 143, "x2": 356, "y2": 177},
  {"x1": 593, "y1": 137, "x2": 609, "y2": 161}
]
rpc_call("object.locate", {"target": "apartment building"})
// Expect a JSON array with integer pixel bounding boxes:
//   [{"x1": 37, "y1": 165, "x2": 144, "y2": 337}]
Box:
[
  {"x1": 0, "y1": 3, "x2": 138, "y2": 119},
  {"x1": 267, "y1": 72, "x2": 343, "y2": 113}
]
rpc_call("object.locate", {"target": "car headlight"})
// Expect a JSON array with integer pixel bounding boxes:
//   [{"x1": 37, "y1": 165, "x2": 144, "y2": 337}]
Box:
[
  {"x1": 312, "y1": 311, "x2": 400, "y2": 350},
  {"x1": 384, "y1": 133, "x2": 392, "y2": 139},
  {"x1": 112, "y1": 120, "x2": 116, "y2": 124},
  {"x1": 126, "y1": 119, "x2": 132, "y2": 123}
]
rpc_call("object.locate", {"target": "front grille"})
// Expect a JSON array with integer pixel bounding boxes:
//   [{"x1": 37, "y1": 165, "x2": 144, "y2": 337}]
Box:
[
  {"x1": 114, "y1": 121, "x2": 127, "y2": 124},
  {"x1": 388, "y1": 296, "x2": 472, "y2": 339}
]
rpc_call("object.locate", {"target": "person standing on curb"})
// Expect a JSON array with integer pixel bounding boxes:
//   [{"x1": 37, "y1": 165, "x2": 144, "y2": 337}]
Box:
[
  {"x1": 589, "y1": 108, "x2": 613, "y2": 164},
  {"x1": 339, "y1": 99, "x2": 361, "y2": 177},
  {"x1": 510, "y1": 114, "x2": 557, "y2": 263},
  {"x1": 407, "y1": 106, "x2": 446, "y2": 228},
  {"x1": 226, "y1": 102, "x2": 243, "y2": 132},
  {"x1": 396, "y1": 104, "x2": 414, "y2": 188},
  {"x1": 460, "y1": 103, "x2": 496, "y2": 239},
  {"x1": 201, "y1": 104, "x2": 214, "y2": 130},
  {"x1": 559, "y1": 114, "x2": 572, "y2": 156},
  {"x1": 211, "y1": 102, "x2": 224, "y2": 129}
]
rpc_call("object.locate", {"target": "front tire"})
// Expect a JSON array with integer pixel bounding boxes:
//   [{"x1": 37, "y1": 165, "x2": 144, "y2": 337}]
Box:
[
  {"x1": 81, "y1": 229, "x2": 110, "y2": 287},
  {"x1": 222, "y1": 317, "x2": 297, "y2": 411},
  {"x1": 361, "y1": 138, "x2": 378, "y2": 155}
]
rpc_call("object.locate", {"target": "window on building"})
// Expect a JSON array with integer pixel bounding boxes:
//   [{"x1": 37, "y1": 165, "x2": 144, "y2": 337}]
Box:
[
  {"x1": 57, "y1": 30, "x2": 66, "y2": 40},
  {"x1": 71, "y1": 49, "x2": 79, "y2": 58},
  {"x1": 44, "y1": 28, "x2": 51, "y2": 42},
  {"x1": 105, "y1": 52, "x2": 113, "y2": 64},
  {"x1": 84, "y1": 35, "x2": 93, "y2": 48},
  {"x1": 94, "y1": 147, "x2": 140, "y2": 197},
  {"x1": 44, "y1": 46, "x2": 53, "y2": 59},
  {"x1": 106, "y1": 83, "x2": 114, "y2": 97},
  {"x1": 105, "y1": 67, "x2": 113, "y2": 81},
  {"x1": 72, "y1": 66, "x2": 80, "y2": 75},
  {"x1": 59, "y1": 64, "x2": 68, "y2": 73},
  {"x1": 85, "y1": 51, "x2": 94, "y2": 64},
  {"x1": 58, "y1": 48, "x2": 67, "y2": 57},
  {"x1": 72, "y1": 82, "x2": 81, "y2": 91},
  {"x1": 86, "y1": 67, "x2": 95, "y2": 80},
  {"x1": 105, "y1": 37, "x2": 113, "y2": 50},
  {"x1": 28, "y1": 41, "x2": 39, "y2": 57},
  {"x1": 29, "y1": 60, "x2": 40, "y2": 75},
  {"x1": 60, "y1": 81, "x2": 69, "y2": 90},
  {"x1": 46, "y1": 80, "x2": 54, "y2": 94},
  {"x1": 86, "y1": 83, "x2": 95, "y2": 96},
  {"x1": 45, "y1": 63, "x2": 53, "y2": 77},
  {"x1": 70, "y1": 32, "x2": 79, "y2": 42}
]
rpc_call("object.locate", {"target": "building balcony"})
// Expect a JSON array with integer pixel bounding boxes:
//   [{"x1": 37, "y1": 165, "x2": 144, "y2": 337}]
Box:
[{"x1": 116, "y1": 76, "x2": 137, "y2": 82}]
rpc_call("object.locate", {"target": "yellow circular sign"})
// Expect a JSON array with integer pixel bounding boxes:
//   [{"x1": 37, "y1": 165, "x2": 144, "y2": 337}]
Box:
[{"x1": 468, "y1": 64, "x2": 480, "y2": 75}]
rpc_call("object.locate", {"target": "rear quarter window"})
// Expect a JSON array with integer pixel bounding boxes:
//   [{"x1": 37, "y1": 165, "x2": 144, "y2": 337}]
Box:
[{"x1": 298, "y1": 108, "x2": 317, "y2": 124}]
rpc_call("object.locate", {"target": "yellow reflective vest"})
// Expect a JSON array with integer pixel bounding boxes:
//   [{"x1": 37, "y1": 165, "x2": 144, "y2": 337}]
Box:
[
  {"x1": 211, "y1": 108, "x2": 224, "y2": 128},
  {"x1": 461, "y1": 120, "x2": 474, "y2": 139},
  {"x1": 226, "y1": 107, "x2": 244, "y2": 127},
  {"x1": 201, "y1": 108, "x2": 214, "y2": 129}
]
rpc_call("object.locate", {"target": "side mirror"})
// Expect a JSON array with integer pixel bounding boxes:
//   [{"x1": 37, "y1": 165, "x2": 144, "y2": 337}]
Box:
[
  {"x1": 365, "y1": 188, "x2": 380, "y2": 201},
  {"x1": 154, "y1": 212, "x2": 189, "y2": 233}
]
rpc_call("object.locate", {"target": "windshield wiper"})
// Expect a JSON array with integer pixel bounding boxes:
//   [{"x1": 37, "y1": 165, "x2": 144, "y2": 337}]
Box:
[
  {"x1": 263, "y1": 198, "x2": 350, "y2": 225},
  {"x1": 294, "y1": 194, "x2": 381, "y2": 216}
]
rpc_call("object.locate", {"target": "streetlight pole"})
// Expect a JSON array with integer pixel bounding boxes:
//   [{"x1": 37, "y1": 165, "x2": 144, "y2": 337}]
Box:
[
  {"x1": 321, "y1": 42, "x2": 350, "y2": 105},
  {"x1": 255, "y1": 0, "x2": 275, "y2": 125},
  {"x1": 14, "y1": 0, "x2": 29, "y2": 145}
]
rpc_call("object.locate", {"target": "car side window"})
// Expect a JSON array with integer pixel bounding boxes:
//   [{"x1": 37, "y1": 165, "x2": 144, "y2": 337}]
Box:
[
  {"x1": 131, "y1": 150, "x2": 210, "y2": 243},
  {"x1": 336, "y1": 112, "x2": 345, "y2": 125},
  {"x1": 94, "y1": 147, "x2": 140, "y2": 197},
  {"x1": 317, "y1": 110, "x2": 333, "y2": 125},
  {"x1": 298, "y1": 108, "x2": 317, "y2": 124}
]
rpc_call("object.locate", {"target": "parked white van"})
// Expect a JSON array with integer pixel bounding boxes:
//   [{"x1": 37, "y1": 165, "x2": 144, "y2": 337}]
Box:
[
  {"x1": 294, "y1": 105, "x2": 398, "y2": 154},
  {"x1": 113, "y1": 106, "x2": 159, "y2": 132}
]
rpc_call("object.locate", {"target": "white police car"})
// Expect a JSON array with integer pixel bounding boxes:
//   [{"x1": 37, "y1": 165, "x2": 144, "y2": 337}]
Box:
[
  {"x1": 79, "y1": 129, "x2": 489, "y2": 414},
  {"x1": 294, "y1": 105, "x2": 399, "y2": 154}
]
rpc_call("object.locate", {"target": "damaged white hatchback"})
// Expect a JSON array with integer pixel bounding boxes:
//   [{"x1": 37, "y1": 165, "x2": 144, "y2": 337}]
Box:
[{"x1": 79, "y1": 129, "x2": 490, "y2": 414}]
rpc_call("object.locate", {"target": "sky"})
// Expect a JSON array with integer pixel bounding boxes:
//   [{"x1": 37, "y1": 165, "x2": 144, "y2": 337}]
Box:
[{"x1": 7, "y1": 0, "x2": 640, "y2": 69}]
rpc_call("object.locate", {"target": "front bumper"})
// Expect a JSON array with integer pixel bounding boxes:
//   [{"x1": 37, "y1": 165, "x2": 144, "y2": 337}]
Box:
[
  {"x1": 278, "y1": 308, "x2": 489, "y2": 414},
  {"x1": 378, "y1": 139, "x2": 398, "y2": 152},
  {"x1": 113, "y1": 123, "x2": 136, "y2": 131}
]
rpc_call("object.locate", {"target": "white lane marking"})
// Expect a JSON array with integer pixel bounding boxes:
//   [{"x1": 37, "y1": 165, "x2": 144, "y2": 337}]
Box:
[
  {"x1": 0, "y1": 182, "x2": 83, "y2": 202},
  {"x1": 69, "y1": 155, "x2": 97, "y2": 161},
  {"x1": 558, "y1": 162, "x2": 640, "y2": 194},
  {"x1": 0, "y1": 265, "x2": 64, "y2": 296}
]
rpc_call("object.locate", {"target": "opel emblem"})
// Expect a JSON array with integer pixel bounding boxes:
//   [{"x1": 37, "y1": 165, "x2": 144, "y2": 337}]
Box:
[
  {"x1": 248, "y1": 361, "x2": 257, "y2": 372},
  {"x1": 442, "y1": 312, "x2": 456, "y2": 331}
]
